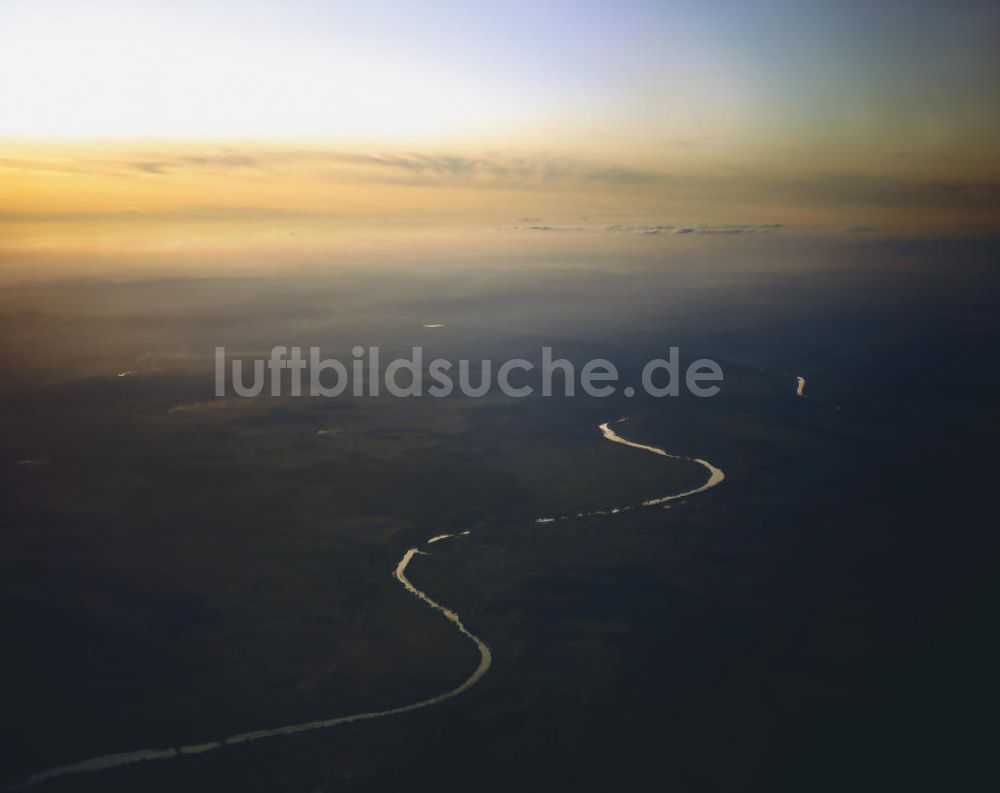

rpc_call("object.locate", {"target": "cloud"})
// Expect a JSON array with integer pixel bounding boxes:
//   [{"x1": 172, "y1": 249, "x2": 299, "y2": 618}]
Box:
[
  {"x1": 344, "y1": 153, "x2": 658, "y2": 187},
  {"x1": 4, "y1": 144, "x2": 1000, "y2": 229},
  {"x1": 838, "y1": 225, "x2": 876, "y2": 233},
  {"x1": 132, "y1": 161, "x2": 169, "y2": 174},
  {"x1": 606, "y1": 224, "x2": 675, "y2": 235},
  {"x1": 0, "y1": 207, "x2": 333, "y2": 223},
  {"x1": 694, "y1": 223, "x2": 784, "y2": 235},
  {"x1": 123, "y1": 153, "x2": 263, "y2": 175},
  {"x1": 768, "y1": 174, "x2": 1000, "y2": 210},
  {"x1": 606, "y1": 223, "x2": 783, "y2": 236},
  {"x1": 2, "y1": 147, "x2": 660, "y2": 188},
  {"x1": 86, "y1": 149, "x2": 1000, "y2": 212}
]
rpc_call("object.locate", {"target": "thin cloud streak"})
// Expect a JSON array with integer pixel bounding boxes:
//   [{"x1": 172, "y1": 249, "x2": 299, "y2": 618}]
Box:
[
  {"x1": 3, "y1": 146, "x2": 999, "y2": 240},
  {"x1": 3, "y1": 146, "x2": 1000, "y2": 210}
]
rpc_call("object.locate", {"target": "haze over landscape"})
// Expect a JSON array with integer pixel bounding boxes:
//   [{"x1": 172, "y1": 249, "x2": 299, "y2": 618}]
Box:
[{"x1": 1, "y1": 2, "x2": 998, "y2": 791}]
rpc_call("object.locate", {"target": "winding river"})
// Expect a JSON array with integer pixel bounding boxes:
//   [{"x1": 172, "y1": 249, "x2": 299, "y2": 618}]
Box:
[{"x1": 13, "y1": 418, "x2": 724, "y2": 790}]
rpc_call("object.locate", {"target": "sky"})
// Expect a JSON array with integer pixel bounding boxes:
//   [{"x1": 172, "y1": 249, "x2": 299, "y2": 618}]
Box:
[{"x1": 1, "y1": 0, "x2": 998, "y2": 272}]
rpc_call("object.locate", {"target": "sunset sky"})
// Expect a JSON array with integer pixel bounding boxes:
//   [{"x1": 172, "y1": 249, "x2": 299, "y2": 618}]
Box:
[{"x1": 2, "y1": 0, "x2": 999, "y2": 273}]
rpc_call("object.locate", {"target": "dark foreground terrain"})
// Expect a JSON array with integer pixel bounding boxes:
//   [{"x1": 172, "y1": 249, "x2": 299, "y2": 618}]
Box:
[{"x1": 2, "y1": 239, "x2": 998, "y2": 791}]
